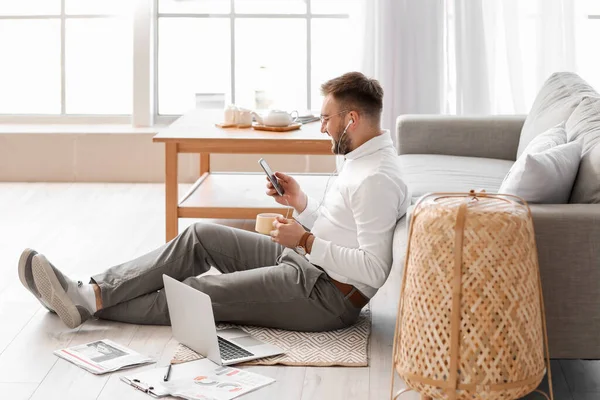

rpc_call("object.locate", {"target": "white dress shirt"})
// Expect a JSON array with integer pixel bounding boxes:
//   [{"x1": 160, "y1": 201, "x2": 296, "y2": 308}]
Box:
[{"x1": 294, "y1": 130, "x2": 410, "y2": 298}]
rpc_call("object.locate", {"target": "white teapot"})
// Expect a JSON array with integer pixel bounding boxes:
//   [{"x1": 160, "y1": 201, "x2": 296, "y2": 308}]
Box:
[{"x1": 252, "y1": 109, "x2": 299, "y2": 127}]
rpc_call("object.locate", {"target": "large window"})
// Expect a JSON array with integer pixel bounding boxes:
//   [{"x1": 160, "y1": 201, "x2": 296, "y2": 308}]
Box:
[
  {"x1": 0, "y1": 0, "x2": 598, "y2": 123},
  {"x1": 0, "y1": 0, "x2": 358, "y2": 121},
  {"x1": 0, "y1": 0, "x2": 132, "y2": 116},
  {"x1": 157, "y1": 0, "x2": 360, "y2": 115}
]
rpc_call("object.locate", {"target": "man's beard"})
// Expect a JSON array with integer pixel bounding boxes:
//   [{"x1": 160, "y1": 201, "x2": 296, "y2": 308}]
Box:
[{"x1": 330, "y1": 123, "x2": 352, "y2": 155}]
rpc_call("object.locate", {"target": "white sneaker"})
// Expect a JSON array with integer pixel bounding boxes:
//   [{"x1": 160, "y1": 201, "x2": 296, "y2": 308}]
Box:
[
  {"x1": 31, "y1": 254, "x2": 93, "y2": 329},
  {"x1": 18, "y1": 248, "x2": 55, "y2": 313}
]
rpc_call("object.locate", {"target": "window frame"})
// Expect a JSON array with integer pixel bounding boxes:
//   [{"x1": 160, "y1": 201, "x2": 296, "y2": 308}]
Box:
[
  {"x1": 0, "y1": 0, "x2": 132, "y2": 123},
  {"x1": 1, "y1": 2, "x2": 597, "y2": 126},
  {"x1": 0, "y1": 0, "x2": 352, "y2": 126},
  {"x1": 153, "y1": 0, "x2": 351, "y2": 125}
]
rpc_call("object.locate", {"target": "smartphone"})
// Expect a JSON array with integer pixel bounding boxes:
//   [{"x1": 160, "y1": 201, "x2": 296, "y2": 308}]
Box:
[{"x1": 259, "y1": 158, "x2": 285, "y2": 196}]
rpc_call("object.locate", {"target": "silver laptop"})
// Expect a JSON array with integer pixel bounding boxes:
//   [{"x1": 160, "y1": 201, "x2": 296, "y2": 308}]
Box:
[{"x1": 163, "y1": 274, "x2": 284, "y2": 365}]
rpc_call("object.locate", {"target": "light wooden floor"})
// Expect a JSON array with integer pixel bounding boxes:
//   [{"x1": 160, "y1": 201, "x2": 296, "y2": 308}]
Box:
[{"x1": 0, "y1": 183, "x2": 597, "y2": 400}]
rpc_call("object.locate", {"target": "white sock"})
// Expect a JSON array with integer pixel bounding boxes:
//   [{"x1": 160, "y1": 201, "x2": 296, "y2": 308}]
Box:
[{"x1": 65, "y1": 279, "x2": 98, "y2": 313}]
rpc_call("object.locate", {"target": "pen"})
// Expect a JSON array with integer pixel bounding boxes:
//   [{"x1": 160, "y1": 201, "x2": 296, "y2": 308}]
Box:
[{"x1": 163, "y1": 364, "x2": 172, "y2": 382}]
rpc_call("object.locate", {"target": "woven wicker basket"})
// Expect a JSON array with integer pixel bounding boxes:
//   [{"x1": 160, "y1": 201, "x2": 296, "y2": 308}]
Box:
[{"x1": 391, "y1": 191, "x2": 553, "y2": 400}]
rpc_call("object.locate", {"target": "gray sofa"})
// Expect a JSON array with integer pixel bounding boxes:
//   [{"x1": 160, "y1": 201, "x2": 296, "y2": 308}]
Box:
[{"x1": 392, "y1": 72, "x2": 600, "y2": 359}]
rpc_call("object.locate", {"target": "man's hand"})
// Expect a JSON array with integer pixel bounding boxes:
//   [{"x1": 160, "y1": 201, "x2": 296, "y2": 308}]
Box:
[
  {"x1": 270, "y1": 216, "x2": 306, "y2": 248},
  {"x1": 265, "y1": 172, "x2": 308, "y2": 214}
]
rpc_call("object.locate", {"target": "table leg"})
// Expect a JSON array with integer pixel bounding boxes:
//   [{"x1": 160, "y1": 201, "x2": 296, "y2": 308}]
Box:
[
  {"x1": 165, "y1": 143, "x2": 178, "y2": 242},
  {"x1": 200, "y1": 152, "x2": 210, "y2": 175}
]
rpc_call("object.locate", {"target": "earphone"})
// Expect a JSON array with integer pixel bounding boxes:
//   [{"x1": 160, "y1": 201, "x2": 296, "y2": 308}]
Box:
[
  {"x1": 298, "y1": 117, "x2": 354, "y2": 220},
  {"x1": 335, "y1": 119, "x2": 353, "y2": 155}
]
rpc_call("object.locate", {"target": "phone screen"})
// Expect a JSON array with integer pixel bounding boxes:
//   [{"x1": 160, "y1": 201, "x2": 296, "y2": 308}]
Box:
[{"x1": 259, "y1": 158, "x2": 285, "y2": 196}]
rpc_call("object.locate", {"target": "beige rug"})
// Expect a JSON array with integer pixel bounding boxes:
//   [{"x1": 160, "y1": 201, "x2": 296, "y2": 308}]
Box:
[{"x1": 171, "y1": 308, "x2": 371, "y2": 367}]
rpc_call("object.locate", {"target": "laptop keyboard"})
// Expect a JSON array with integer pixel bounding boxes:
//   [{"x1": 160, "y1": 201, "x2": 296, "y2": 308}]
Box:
[{"x1": 217, "y1": 336, "x2": 254, "y2": 361}]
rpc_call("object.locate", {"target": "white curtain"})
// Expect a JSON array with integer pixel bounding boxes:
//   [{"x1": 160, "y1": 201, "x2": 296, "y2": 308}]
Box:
[
  {"x1": 450, "y1": 0, "x2": 578, "y2": 115},
  {"x1": 357, "y1": 0, "x2": 583, "y2": 121},
  {"x1": 354, "y1": 0, "x2": 445, "y2": 138}
]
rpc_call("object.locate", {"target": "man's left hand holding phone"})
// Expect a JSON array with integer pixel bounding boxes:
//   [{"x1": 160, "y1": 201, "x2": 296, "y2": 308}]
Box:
[
  {"x1": 260, "y1": 158, "x2": 307, "y2": 212},
  {"x1": 260, "y1": 158, "x2": 310, "y2": 249}
]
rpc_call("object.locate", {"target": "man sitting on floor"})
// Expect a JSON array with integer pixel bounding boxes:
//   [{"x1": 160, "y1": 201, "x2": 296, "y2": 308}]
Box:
[{"x1": 18, "y1": 72, "x2": 410, "y2": 331}]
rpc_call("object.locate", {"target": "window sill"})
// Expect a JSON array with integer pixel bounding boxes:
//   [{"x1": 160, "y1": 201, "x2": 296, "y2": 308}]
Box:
[{"x1": 0, "y1": 124, "x2": 169, "y2": 135}]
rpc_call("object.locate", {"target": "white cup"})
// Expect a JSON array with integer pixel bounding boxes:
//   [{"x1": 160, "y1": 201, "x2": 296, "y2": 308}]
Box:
[
  {"x1": 236, "y1": 108, "x2": 252, "y2": 125},
  {"x1": 255, "y1": 213, "x2": 283, "y2": 235},
  {"x1": 224, "y1": 105, "x2": 238, "y2": 124}
]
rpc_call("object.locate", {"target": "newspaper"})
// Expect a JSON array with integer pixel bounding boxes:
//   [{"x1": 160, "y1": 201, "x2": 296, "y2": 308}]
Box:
[
  {"x1": 161, "y1": 361, "x2": 275, "y2": 400},
  {"x1": 54, "y1": 339, "x2": 155, "y2": 375}
]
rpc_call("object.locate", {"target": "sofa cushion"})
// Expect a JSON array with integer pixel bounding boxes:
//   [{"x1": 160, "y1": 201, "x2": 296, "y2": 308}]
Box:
[
  {"x1": 398, "y1": 154, "x2": 513, "y2": 203},
  {"x1": 521, "y1": 122, "x2": 567, "y2": 154},
  {"x1": 567, "y1": 97, "x2": 600, "y2": 203},
  {"x1": 499, "y1": 141, "x2": 582, "y2": 204},
  {"x1": 570, "y1": 143, "x2": 600, "y2": 204},
  {"x1": 518, "y1": 72, "x2": 598, "y2": 158},
  {"x1": 566, "y1": 96, "x2": 600, "y2": 152}
]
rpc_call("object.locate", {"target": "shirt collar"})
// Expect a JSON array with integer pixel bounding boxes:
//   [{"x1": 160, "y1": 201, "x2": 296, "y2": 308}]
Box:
[{"x1": 344, "y1": 130, "x2": 394, "y2": 160}]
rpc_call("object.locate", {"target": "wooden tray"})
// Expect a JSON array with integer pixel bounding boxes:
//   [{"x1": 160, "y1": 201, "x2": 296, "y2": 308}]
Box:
[
  {"x1": 215, "y1": 123, "x2": 252, "y2": 129},
  {"x1": 252, "y1": 123, "x2": 302, "y2": 132}
]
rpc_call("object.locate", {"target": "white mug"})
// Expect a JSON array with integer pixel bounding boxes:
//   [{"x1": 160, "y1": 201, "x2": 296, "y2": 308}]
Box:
[
  {"x1": 224, "y1": 105, "x2": 238, "y2": 124},
  {"x1": 236, "y1": 107, "x2": 252, "y2": 125}
]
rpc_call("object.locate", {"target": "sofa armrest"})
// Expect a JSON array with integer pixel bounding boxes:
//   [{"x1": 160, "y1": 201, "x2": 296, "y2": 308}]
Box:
[
  {"x1": 530, "y1": 204, "x2": 600, "y2": 274},
  {"x1": 396, "y1": 115, "x2": 526, "y2": 161},
  {"x1": 529, "y1": 204, "x2": 600, "y2": 358}
]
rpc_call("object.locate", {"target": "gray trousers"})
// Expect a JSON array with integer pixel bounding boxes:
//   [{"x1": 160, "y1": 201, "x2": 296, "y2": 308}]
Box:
[{"x1": 92, "y1": 223, "x2": 362, "y2": 331}]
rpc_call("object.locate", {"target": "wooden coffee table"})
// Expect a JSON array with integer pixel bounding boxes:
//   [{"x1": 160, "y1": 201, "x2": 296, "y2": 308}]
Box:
[{"x1": 153, "y1": 109, "x2": 333, "y2": 242}]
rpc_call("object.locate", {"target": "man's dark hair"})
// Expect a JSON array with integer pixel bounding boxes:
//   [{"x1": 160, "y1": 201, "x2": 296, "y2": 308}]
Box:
[{"x1": 320, "y1": 72, "x2": 383, "y2": 120}]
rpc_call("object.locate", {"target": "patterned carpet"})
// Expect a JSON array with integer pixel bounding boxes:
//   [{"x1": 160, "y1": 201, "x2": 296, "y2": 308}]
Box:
[{"x1": 171, "y1": 307, "x2": 371, "y2": 367}]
